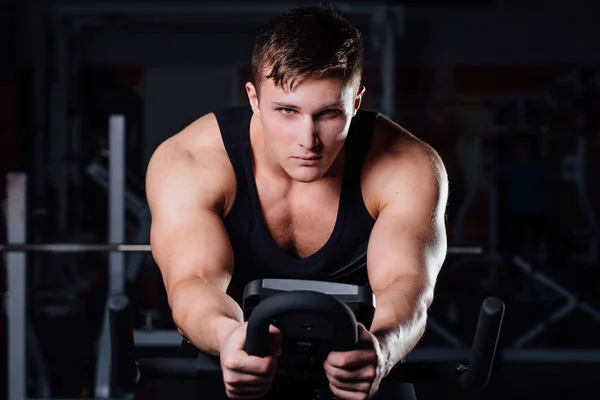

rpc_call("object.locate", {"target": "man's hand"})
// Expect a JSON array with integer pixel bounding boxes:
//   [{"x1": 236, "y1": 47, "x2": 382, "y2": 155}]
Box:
[
  {"x1": 323, "y1": 323, "x2": 387, "y2": 400},
  {"x1": 220, "y1": 322, "x2": 282, "y2": 399}
]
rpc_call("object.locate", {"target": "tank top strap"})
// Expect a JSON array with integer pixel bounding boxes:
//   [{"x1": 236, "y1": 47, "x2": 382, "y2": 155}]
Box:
[
  {"x1": 213, "y1": 106, "x2": 254, "y2": 175},
  {"x1": 345, "y1": 109, "x2": 380, "y2": 180}
]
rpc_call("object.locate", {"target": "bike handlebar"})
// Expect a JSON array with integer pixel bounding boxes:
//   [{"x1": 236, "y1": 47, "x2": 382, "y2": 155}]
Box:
[
  {"x1": 109, "y1": 292, "x2": 504, "y2": 392},
  {"x1": 244, "y1": 290, "x2": 358, "y2": 356}
]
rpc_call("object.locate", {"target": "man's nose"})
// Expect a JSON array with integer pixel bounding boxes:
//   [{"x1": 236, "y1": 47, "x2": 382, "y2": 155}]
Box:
[{"x1": 298, "y1": 118, "x2": 319, "y2": 149}]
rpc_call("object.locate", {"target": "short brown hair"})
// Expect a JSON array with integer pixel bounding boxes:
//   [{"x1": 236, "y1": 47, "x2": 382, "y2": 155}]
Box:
[{"x1": 251, "y1": 5, "x2": 364, "y2": 92}]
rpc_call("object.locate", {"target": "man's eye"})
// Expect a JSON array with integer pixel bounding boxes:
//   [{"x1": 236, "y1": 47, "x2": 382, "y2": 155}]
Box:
[
  {"x1": 319, "y1": 109, "x2": 341, "y2": 118},
  {"x1": 279, "y1": 108, "x2": 296, "y2": 115}
]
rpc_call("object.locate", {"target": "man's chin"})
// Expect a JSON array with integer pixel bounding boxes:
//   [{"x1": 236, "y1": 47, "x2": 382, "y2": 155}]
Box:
[{"x1": 287, "y1": 166, "x2": 325, "y2": 183}]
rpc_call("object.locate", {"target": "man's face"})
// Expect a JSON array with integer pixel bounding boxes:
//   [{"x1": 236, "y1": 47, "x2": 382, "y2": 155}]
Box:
[{"x1": 246, "y1": 75, "x2": 365, "y2": 183}]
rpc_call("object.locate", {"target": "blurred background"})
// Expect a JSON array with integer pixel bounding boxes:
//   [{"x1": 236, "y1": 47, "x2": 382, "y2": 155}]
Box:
[{"x1": 1, "y1": 0, "x2": 599, "y2": 399}]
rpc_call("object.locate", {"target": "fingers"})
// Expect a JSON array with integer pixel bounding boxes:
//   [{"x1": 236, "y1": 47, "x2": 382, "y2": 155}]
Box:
[
  {"x1": 225, "y1": 383, "x2": 273, "y2": 400},
  {"x1": 221, "y1": 323, "x2": 282, "y2": 399},
  {"x1": 357, "y1": 323, "x2": 373, "y2": 343},
  {"x1": 325, "y1": 371, "x2": 372, "y2": 392},
  {"x1": 325, "y1": 363, "x2": 375, "y2": 400},
  {"x1": 222, "y1": 353, "x2": 278, "y2": 375},
  {"x1": 324, "y1": 328, "x2": 379, "y2": 400},
  {"x1": 324, "y1": 362, "x2": 377, "y2": 385},
  {"x1": 328, "y1": 385, "x2": 371, "y2": 400},
  {"x1": 222, "y1": 355, "x2": 277, "y2": 399},
  {"x1": 326, "y1": 348, "x2": 378, "y2": 369},
  {"x1": 268, "y1": 324, "x2": 282, "y2": 357}
]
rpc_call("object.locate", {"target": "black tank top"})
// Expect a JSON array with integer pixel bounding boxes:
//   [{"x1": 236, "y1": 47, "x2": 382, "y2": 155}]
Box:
[{"x1": 214, "y1": 106, "x2": 379, "y2": 305}]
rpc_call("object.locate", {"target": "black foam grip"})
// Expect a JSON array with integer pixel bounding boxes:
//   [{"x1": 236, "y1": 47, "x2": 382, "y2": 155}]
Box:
[
  {"x1": 244, "y1": 290, "x2": 358, "y2": 357},
  {"x1": 459, "y1": 297, "x2": 505, "y2": 391},
  {"x1": 108, "y1": 294, "x2": 138, "y2": 392}
]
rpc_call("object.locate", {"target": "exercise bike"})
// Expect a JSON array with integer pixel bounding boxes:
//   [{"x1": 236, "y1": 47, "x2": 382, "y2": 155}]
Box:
[{"x1": 109, "y1": 279, "x2": 505, "y2": 399}]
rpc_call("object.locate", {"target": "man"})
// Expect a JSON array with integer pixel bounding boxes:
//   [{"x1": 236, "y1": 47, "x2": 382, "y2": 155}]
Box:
[{"x1": 146, "y1": 5, "x2": 448, "y2": 400}]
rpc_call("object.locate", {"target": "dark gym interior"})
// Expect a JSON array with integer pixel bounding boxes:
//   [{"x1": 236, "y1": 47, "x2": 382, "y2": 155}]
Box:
[{"x1": 1, "y1": 0, "x2": 600, "y2": 399}]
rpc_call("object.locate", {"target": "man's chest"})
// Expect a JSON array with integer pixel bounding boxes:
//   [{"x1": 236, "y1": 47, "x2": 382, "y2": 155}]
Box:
[{"x1": 255, "y1": 180, "x2": 342, "y2": 259}]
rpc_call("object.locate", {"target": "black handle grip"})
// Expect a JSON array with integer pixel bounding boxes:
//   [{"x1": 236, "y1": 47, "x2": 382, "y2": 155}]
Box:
[
  {"x1": 459, "y1": 297, "x2": 505, "y2": 391},
  {"x1": 108, "y1": 294, "x2": 138, "y2": 392},
  {"x1": 244, "y1": 290, "x2": 358, "y2": 357}
]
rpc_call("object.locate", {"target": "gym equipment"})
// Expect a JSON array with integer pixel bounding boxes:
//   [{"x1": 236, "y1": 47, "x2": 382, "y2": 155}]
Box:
[
  {"x1": 109, "y1": 279, "x2": 504, "y2": 399},
  {"x1": 0, "y1": 243, "x2": 151, "y2": 252},
  {"x1": 86, "y1": 148, "x2": 152, "y2": 282},
  {"x1": 243, "y1": 279, "x2": 376, "y2": 328},
  {"x1": 446, "y1": 95, "x2": 600, "y2": 362},
  {"x1": 510, "y1": 255, "x2": 600, "y2": 347},
  {"x1": 243, "y1": 279, "x2": 376, "y2": 388},
  {"x1": 559, "y1": 136, "x2": 598, "y2": 264}
]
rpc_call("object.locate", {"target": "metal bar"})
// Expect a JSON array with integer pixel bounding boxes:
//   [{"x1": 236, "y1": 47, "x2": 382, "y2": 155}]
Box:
[
  {"x1": 0, "y1": 244, "x2": 482, "y2": 255},
  {"x1": 126, "y1": 209, "x2": 152, "y2": 282},
  {"x1": 5, "y1": 173, "x2": 28, "y2": 400},
  {"x1": 95, "y1": 115, "x2": 127, "y2": 398},
  {"x1": 487, "y1": 169, "x2": 500, "y2": 287},
  {"x1": 405, "y1": 348, "x2": 600, "y2": 363},
  {"x1": 109, "y1": 114, "x2": 127, "y2": 295},
  {"x1": 26, "y1": 319, "x2": 51, "y2": 397},
  {"x1": 453, "y1": 136, "x2": 483, "y2": 242},
  {"x1": 502, "y1": 348, "x2": 600, "y2": 363},
  {"x1": 32, "y1": 5, "x2": 47, "y2": 221},
  {"x1": 426, "y1": 317, "x2": 464, "y2": 348},
  {"x1": 53, "y1": 2, "x2": 403, "y2": 18},
  {"x1": 448, "y1": 246, "x2": 483, "y2": 255},
  {"x1": 51, "y1": 19, "x2": 70, "y2": 236},
  {"x1": 134, "y1": 330, "x2": 183, "y2": 347},
  {"x1": 574, "y1": 138, "x2": 598, "y2": 264},
  {"x1": 512, "y1": 301, "x2": 577, "y2": 348},
  {"x1": 510, "y1": 254, "x2": 600, "y2": 346},
  {"x1": 512, "y1": 256, "x2": 576, "y2": 301},
  {"x1": 0, "y1": 243, "x2": 151, "y2": 252},
  {"x1": 580, "y1": 302, "x2": 600, "y2": 323}
]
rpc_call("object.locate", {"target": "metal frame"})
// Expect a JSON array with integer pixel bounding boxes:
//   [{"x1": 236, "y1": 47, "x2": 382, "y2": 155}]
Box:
[
  {"x1": 511, "y1": 255, "x2": 600, "y2": 347},
  {"x1": 94, "y1": 115, "x2": 127, "y2": 398},
  {"x1": 444, "y1": 97, "x2": 600, "y2": 365},
  {"x1": 405, "y1": 348, "x2": 600, "y2": 364},
  {"x1": 561, "y1": 137, "x2": 598, "y2": 264},
  {"x1": 6, "y1": 173, "x2": 28, "y2": 400},
  {"x1": 49, "y1": 18, "x2": 70, "y2": 236},
  {"x1": 31, "y1": 5, "x2": 47, "y2": 232}
]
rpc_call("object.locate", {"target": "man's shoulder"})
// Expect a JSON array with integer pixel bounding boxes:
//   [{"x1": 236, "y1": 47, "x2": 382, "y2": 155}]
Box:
[
  {"x1": 362, "y1": 115, "x2": 447, "y2": 213},
  {"x1": 146, "y1": 111, "x2": 237, "y2": 209},
  {"x1": 368, "y1": 115, "x2": 441, "y2": 167},
  {"x1": 176, "y1": 111, "x2": 225, "y2": 151},
  {"x1": 158, "y1": 108, "x2": 245, "y2": 163},
  {"x1": 174, "y1": 106, "x2": 252, "y2": 154}
]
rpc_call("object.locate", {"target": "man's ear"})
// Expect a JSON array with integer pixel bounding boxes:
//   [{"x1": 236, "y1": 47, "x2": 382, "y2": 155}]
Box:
[
  {"x1": 245, "y1": 82, "x2": 261, "y2": 116},
  {"x1": 353, "y1": 85, "x2": 366, "y2": 116}
]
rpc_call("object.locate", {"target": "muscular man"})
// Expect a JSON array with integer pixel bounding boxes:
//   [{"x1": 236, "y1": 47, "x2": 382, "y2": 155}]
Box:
[{"x1": 146, "y1": 5, "x2": 448, "y2": 400}]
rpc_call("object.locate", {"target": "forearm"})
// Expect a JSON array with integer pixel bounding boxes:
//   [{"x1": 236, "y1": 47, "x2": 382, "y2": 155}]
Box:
[
  {"x1": 370, "y1": 282, "x2": 430, "y2": 374},
  {"x1": 169, "y1": 277, "x2": 244, "y2": 356}
]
